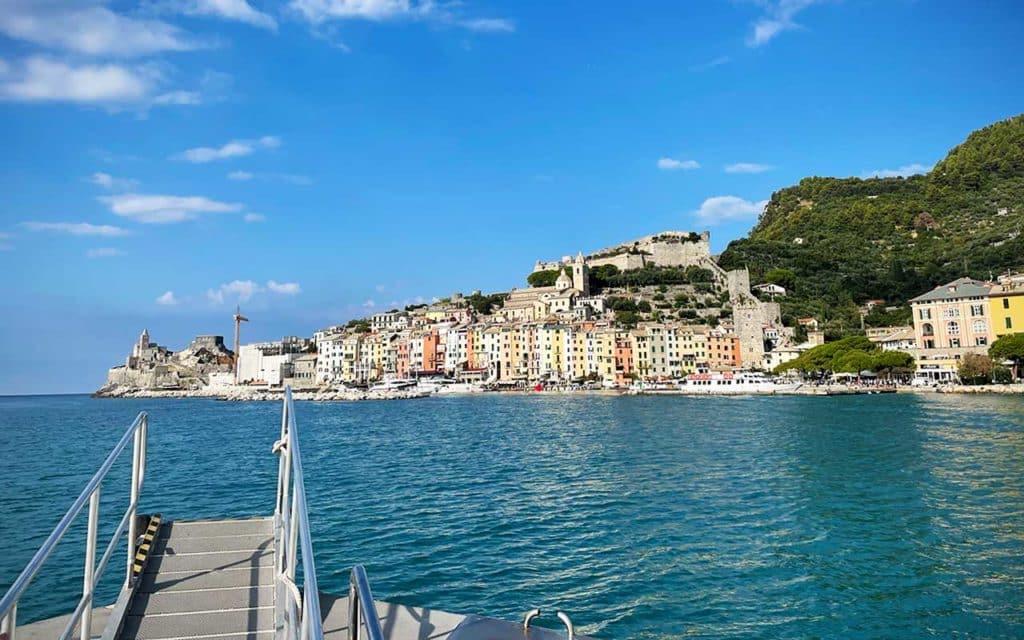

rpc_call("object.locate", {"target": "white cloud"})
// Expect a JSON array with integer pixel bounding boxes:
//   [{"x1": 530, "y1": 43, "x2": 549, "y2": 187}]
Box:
[
  {"x1": 363, "y1": 299, "x2": 376, "y2": 308},
  {"x1": 290, "y1": 0, "x2": 436, "y2": 22},
  {"x1": 100, "y1": 193, "x2": 243, "y2": 224},
  {"x1": 207, "y1": 280, "x2": 262, "y2": 304},
  {"x1": 89, "y1": 172, "x2": 138, "y2": 191},
  {"x1": 658, "y1": 157, "x2": 700, "y2": 171},
  {"x1": 458, "y1": 18, "x2": 515, "y2": 32},
  {"x1": 87, "y1": 247, "x2": 126, "y2": 258},
  {"x1": 725, "y1": 162, "x2": 772, "y2": 174},
  {"x1": 290, "y1": 0, "x2": 513, "y2": 34},
  {"x1": 748, "y1": 0, "x2": 821, "y2": 47},
  {"x1": 22, "y1": 221, "x2": 130, "y2": 236},
  {"x1": 205, "y1": 279, "x2": 301, "y2": 304},
  {"x1": 0, "y1": 3, "x2": 204, "y2": 57},
  {"x1": 227, "y1": 171, "x2": 312, "y2": 185},
  {"x1": 267, "y1": 280, "x2": 302, "y2": 295},
  {"x1": 0, "y1": 57, "x2": 156, "y2": 104},
  {"x1": 243, "y1": 212, "x2": 266, "y2": 223},
  {"x1": 692, "y1": 196, "x2": 768, "y2": 224},
  {"x1": 176, "y1": 136, "x2": 280, "y2": 163},
  {"x1": 861, "y1": 163, "x2": 932, "y2": 179},
  {"x1": 0, "y1": 57, "x2": 202, "y2": 109},
  {"x1": 178, "y1": 0, "x2": 278, "y2": 31},
  {"x1": 156, "y1": 290, "x2": 179, "y2": 306}
]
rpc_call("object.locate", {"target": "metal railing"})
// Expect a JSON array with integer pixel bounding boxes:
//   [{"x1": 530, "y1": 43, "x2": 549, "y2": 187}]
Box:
[
  {"x1": 274, "y1": 388, "x2": 325, "y2": 640},
  {"x1": 0, "y1": 412, "x2": 149, "y2": 640},
  {"x1": 348, "y1": 566, "x2": 383, "y2": 640},
  {"x1": 274, "y1": 388, "x2": 384, "y2": 640}
]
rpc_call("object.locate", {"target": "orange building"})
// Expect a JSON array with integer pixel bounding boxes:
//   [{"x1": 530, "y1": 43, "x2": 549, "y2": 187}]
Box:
[
  {"x1": 708, "y1": 331, "x2": 741, "y2": 370},
  {"x1": 422, "y1": 329, "x2": 443, "y2": 374},
  {"x1": 614, "y1": 333, "x2": 634, "y2": 386}
]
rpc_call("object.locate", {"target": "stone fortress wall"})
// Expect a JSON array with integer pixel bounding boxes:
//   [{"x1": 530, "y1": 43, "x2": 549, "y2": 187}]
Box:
[{"x1": 535, "y1": 231, "x2": 713, "y2": 274}]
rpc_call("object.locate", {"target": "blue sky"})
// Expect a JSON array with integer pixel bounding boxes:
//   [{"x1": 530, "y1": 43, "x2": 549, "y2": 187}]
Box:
[{"x1": 1, "y1": 0, "x2": 1022, "y2": 394}]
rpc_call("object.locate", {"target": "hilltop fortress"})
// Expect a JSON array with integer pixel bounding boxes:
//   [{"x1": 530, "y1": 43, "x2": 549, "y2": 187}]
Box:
[{"x1": 534, "y1": 230, "x2": 715, "y2": 274}]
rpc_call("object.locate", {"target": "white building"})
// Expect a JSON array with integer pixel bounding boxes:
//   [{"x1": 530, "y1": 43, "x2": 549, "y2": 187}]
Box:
[{"x1": 371, "y1": 311, "x2": 410, "y2": 332}]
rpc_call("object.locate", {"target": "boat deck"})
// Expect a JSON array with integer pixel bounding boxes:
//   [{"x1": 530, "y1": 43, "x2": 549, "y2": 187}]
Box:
[{"x1": 120, "y1": 518, "x2": 275, "y2": 640}]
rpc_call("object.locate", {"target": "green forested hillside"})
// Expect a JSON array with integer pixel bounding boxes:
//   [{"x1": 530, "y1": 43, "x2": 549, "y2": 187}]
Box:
[{"x1": 719, "y1": 114, "x2": 1024, "y2": 335}]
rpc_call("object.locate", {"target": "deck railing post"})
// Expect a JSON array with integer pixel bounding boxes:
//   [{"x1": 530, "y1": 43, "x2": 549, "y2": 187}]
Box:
[
  {"x1": 126, "y1": 424, "x2": 143, "y2": 585},
  {"x1": 347, "y1": 577, "x2": 358, "y2": 640},
  {"x1": 2, "y1": 602, "x2": 17, "y2": 640},
  {"x1": 139, "y1": 415, "x2": 148, "y2": 489},
  {"x1": 81, "y1": 487, "x2": 100, "y2": 640}
]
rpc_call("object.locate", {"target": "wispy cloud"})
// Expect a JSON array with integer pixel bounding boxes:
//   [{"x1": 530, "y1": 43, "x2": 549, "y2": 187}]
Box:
[
  {"x1": 87, "y1": 247, "x2": 126, "y2": 258},
  {"x1": 243, "y1": 212, "x2": 266, "y2": 223},
  {"x1": 176, "y1": 136, "x2": 280, "y2": 163},
  {"x1": 860, "y1": 163, "x2": 932, "y2": 179},
  {"x1": 658, "y1": 157, "x2": 700, "y2": 171},
  {"x1": 0, "y1": 231, "x2": 12, "y2": 251},
  {"x1": 290, "y1": 0, "x2": 437, "y2": 22},
  {"x1": 22, "y1": 221, "x2": 130, "y2": 237},
  {"x1": 206, "y1": 279, "x2": 303, "y2": 304},
  {"x1": 153, "y1": 90, "x2": 203, "y2": 105},
  {"x1": 156, "y1": 290, "x2": 179, "y2": 306},
  {"x1": 691, "y1": 56, "x2": 732, "y2": 72},
  {"x1": 0, "y1": 3, "x2": 205, "y2": 57},
  {"x1": 692, "y1": 195, "x2": 768, "y2": 224},
  {"x1": 89, "y1": 172, "x2": 138, "y2": 191},
  {"x1": 289, "y1": 0, "x2": 515, "y2": 36},
  {"x1": 725, "y1": 162, "x2": 772, "y2": 174},
  {"x1": 174, "y1": 0, "x2": 278, "y2": 31},
  {"x1": 267, "y1": 280, "x2": 302, "y2": 295},
  {"x1": 458, "y1": 18, "x2": 515, "y2": 33},
  {"x1": 227, "y1": 170, "x2": 312, "y2": 185},
  {"x1": 363, "y1": 299, "x2": 376, "y2": 308},
  {"x1": 100, "y1": 193, "x2": 244, "y2": 224},
  {"x1": 747, "y1": 0, "x2": 822, "y2": 47}
]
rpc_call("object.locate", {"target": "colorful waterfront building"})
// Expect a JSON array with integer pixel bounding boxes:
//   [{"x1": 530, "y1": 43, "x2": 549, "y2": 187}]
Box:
[
  {"x1": 989, "y1": 273, "x2": 1024, "y2": 339},
  {"x1": 910, "y1": 278, "x2": 993, "y2": 350},
  {"x1": 909, "y1": 277, "x2": 995, "y2": 382},
  {"x1": 707, "y1": 330, "x2": 742, "y2": 371}
]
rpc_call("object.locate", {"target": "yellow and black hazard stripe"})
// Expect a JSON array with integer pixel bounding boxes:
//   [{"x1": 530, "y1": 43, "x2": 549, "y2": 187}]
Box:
[{"x1": 132, "y1": 514, "x2": 162, "y2": 576}]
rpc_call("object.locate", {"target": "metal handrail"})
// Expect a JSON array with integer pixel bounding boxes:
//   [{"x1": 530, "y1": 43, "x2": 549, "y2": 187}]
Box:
[
  {"x1": 348, "y1": 565, "x2": 384, "y2": 640},
  {"x1": 274, "y1": 388, "x2": 324, "y2": 640},
  {"x1": 0, "y1": 411, "x2": 149, "y2": 640}
]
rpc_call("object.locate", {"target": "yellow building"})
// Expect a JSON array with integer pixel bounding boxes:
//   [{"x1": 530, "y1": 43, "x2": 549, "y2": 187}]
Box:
[{"x1": 989, "y1": 274, "x2": 1024, "y2": 339}]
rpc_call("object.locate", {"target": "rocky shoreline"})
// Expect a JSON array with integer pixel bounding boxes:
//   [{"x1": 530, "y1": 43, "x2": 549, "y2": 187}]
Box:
[
  {"x1": 93, "y1": 385, "x2": 433, "y2": 402},
  {"x1": 95, "y1": 382, "x2": 1024, "y2": 402}
]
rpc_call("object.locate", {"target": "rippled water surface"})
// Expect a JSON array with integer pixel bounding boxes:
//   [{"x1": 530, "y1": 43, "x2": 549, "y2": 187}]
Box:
[{"x1": 2, "y1": 393, "x2": 1024, "y2": 638}]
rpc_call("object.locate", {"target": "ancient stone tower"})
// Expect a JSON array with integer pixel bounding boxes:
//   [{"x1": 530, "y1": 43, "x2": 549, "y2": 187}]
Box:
[{"x1": 572, "y1": 252, "x2": 590, "y2": 295}]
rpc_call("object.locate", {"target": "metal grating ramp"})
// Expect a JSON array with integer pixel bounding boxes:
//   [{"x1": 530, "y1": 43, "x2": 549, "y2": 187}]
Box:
[{"x1": 119, "y1": 518, "x2": 275, "y2": 640}]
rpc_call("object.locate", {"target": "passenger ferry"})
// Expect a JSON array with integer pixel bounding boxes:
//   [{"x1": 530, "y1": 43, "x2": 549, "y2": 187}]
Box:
[{"x1": 634, "y1": 371, "x2": 802, "y2": 395}]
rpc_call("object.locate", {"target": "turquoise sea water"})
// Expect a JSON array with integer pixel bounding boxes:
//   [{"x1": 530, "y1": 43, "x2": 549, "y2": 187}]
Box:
[{"x1": 1, "y1": 393, "x2": 1023, "y2": 638}]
